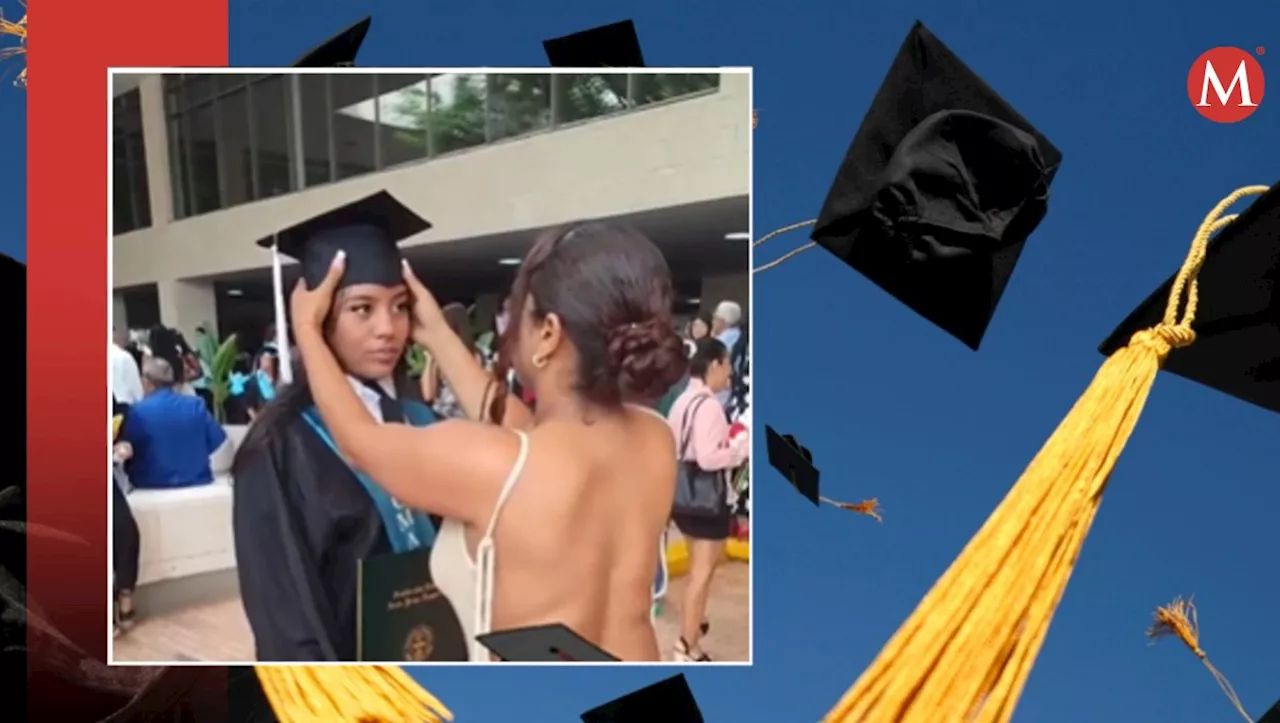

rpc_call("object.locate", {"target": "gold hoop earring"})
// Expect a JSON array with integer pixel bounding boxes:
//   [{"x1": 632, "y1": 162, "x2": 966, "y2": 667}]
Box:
[{"x1": 531, "y1": 354, "x2": 548, "y2": 369}]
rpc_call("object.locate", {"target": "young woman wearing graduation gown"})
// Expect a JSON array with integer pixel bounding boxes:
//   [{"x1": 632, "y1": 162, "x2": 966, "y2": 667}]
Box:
[
  {"x1": 230, "y1": 276, "x2": 443, "y2": 662},
  {"x1": 292, "y1": 222, "x2": 690, "y2": 661}
]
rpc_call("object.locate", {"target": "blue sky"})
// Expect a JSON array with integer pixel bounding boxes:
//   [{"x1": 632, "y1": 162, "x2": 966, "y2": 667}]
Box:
[
  {"x1": 0, "y1": 0, "x2": 23, "y2": 262},
  {"x1": 223, "y1": 0, "x2": 1274, "y2": 720}
]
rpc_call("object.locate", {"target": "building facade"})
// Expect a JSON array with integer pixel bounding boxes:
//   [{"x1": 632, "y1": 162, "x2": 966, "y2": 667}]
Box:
[{"x1": 111, "y1": 71, "x2": 751, "y2": 345}]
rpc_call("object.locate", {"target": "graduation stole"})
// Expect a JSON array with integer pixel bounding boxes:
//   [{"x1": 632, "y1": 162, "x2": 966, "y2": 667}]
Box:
[
  {"x1": 255, "y1": 370, "x2": 276, "y2": 402},
  {"x1": 300, "y1": 401, "x2": 437, "y2": 552}
]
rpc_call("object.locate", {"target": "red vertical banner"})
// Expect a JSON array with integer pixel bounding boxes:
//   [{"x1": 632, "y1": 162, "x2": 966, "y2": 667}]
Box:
[{"x1": 27, "y1": 0, "x2": 227, "y2": 717}]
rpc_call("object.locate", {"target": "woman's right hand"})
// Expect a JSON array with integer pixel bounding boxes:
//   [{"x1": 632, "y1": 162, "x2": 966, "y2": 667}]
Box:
[{"x1": 401, "y1": 261, "x2": 447, "y2": 346}]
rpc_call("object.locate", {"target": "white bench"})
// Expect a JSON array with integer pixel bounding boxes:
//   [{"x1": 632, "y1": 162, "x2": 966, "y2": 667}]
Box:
[{"x1": 129, "y1": 425, "x2": 248, "y2": 587}]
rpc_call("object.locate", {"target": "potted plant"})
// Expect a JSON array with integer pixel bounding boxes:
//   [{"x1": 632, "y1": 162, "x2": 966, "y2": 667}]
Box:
[{"x1": 207, "y1": 333, "x2": 239, "y2": 424}]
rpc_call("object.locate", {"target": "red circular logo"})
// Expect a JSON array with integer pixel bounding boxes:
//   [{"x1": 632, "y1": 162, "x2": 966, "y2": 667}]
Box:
[{"x1": 1188, "y1": 47, "x2": 1265, "y2": 123}]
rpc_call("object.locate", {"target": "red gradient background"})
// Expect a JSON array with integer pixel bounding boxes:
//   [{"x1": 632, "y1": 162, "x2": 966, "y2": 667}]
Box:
[{"x1": 28, "y1": 1, "x2": 227, "y2": 716}]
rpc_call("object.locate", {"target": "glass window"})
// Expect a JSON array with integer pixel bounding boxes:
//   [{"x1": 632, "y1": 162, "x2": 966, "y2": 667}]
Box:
[
  {"x1": 216, "y1": 88, "x2": 253, "y2": 208},
  {"x1": 631, "y1": 73, "x2": 720, "y2": 107},
  {"x1": 251, "y1": 75, "x2": 294, "y2": 200},
  {"x1": 179, "y1": 74, "x2": 216, "y2": 108},
  {"x1": 112, "y1": 89, "x2": 152, "y2": 234},
  {"x1": 428, "y1": 73, "x2": 487, "y2": 155},
  {"x1": 487, "y1": 74, "x2": 550, "y2": 142},
  {"x1": 186, "y1": 103, "x2": 221, "y2": 215},
  {"x1": 298, "y1": 75, "x2": 332, "y2": 188},
  {"x1": 168, "y1": 116, "x2": 190, "y2": 219},
  {"x1": 330, "y1": 74, "x2": 378, "y2": 180},
  {"x1": 376, "y1": 74, "x2": 428, "y2": 168},
  {"x1": 553, "y1": 73, "x2": 630, "y2": 125}
]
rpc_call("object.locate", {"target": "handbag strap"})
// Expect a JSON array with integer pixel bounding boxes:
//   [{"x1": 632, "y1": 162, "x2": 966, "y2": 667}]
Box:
[{"x1": 678, "y1": 394, "x2": 712, "y2": 461}]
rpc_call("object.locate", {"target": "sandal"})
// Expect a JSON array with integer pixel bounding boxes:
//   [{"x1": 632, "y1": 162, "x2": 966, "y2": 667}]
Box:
[
  {"x1": 116, "y1": 591, "x2": 137, "y2": 633},
  {"x1": 673, "y1": 636, "x2": 712, "y2": 662}
]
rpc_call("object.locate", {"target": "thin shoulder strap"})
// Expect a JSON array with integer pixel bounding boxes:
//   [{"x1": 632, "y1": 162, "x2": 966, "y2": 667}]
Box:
[
  {"x1": 471, "y1": 429, "x2": 530, "y2": 660},
  {"x1": 679, "y1": 394, "x2": 711, "y2": 461}
]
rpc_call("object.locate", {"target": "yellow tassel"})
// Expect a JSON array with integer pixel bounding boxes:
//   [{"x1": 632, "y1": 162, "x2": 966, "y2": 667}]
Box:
[
  {"x1": 1148, "y1": 597, "x2": 1252, "y2": 723},
  {"x1": 820, "y1": 496, "x2": 883, "y2": 523},
  {"x1": 255, "y1": 665, "x2": 453, "y2": 723},
  {"x1": 0, "y1": 1, "x2": 25, "y2": 89},
  {"x1": 821, "y1": 184, "x2": 1271, "y2": 723}
]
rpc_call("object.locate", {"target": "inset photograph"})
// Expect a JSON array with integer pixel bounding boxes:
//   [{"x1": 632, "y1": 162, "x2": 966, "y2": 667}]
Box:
[{"x1": 108, "y1": 68, "x2": 752, "y2": 664}]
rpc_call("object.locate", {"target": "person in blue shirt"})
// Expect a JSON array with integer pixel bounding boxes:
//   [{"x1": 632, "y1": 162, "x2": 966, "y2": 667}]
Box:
[{"x1": 119, "y1": 357, "x2": 227, "y2": 490}]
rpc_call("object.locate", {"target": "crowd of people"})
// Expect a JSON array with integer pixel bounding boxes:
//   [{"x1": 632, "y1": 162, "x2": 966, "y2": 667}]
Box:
[{"x1": 109, "y1": 201, "x2": 751, "y2": 663}]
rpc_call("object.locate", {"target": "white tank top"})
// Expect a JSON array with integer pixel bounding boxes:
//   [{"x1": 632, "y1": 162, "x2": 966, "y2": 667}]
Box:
[{"x1": 429, "y1": 430, "x2": 530, "y2": 662}]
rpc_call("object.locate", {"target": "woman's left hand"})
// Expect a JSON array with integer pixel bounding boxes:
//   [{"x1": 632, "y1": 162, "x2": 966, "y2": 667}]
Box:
[{"x1": 290, "y1": 250, "x2": 346, "y2": 333}]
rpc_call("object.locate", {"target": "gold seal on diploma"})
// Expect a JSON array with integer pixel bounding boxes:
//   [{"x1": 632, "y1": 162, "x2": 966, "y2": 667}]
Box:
[{"x1": 403, "y1": 625, "x2": 435, "y2": 661}]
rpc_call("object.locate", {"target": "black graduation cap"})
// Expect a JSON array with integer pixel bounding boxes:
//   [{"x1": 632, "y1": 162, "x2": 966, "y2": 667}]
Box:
[
  {"x1": 255, "y1": 190, "x2": 430, "y2": 291},
  {"x1": 1258, "y1": 697, "x2": 1280, "y2": 723},
  {"x1": 765, "y1": 425, "x2": 820, "y2": 506},
  {"x1": 544, "y1": 20, "x2": 645, "y2": 67},
  {"x1": 811, "y1": 21, "x2": 1063, "y2": 351},
  {"x1": 476, "y1": 623, "x2": 619, "y2": 662},
  {"x1": 292, "y1": 16, "x2": 372, "y2": 67},
  {"x1": 1098, "y1": 184, "x2": 1280, "y2": 415},
  {"x1": 581, "y1": 674, "x2": 704, "y2": 723}
]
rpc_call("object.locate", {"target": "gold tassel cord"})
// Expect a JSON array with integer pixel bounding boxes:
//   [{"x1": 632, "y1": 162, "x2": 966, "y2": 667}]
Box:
[
  {"x1": 820, "y1": 496, "x2": 884, "y2": 523},
  {"x1": 0, "y1": 2, "x2": 25, "y2": 89},
  {"x1": 821, "y1": 184, "x2": 1271, "y2": 723},
  {"x1": 753, "y1": 219, "x2": 817, "y2": 274},
  {"x1": 255, "y1": 666, "x2": 453, "y2": 723},
  {"x1": 1148, "y1": 597, "x2": 1253, "y2": 723}
]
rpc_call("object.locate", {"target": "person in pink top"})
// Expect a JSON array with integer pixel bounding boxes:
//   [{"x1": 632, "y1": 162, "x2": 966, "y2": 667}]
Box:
[{"x1": 665, "y1": 337, "x2": 749, "y2": 661}]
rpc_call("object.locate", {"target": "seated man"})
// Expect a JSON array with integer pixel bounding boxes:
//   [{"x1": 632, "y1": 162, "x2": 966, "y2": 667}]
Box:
[{"x1": 119, "y1": 357, "x2": 227, "y2": 490}]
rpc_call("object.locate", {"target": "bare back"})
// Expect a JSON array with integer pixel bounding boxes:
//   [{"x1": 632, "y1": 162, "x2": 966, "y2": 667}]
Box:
[{"x1": 462, "y1": 405, "x2": 676, "y2": 660}]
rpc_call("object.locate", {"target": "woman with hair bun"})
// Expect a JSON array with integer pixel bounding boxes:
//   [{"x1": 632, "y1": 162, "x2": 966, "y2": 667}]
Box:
[{"x1": 292, "y1": 221, "x2": 689, "y2": 661}]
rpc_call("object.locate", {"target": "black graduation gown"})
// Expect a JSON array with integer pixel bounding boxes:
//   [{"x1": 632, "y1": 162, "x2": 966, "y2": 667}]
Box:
[{"x1": 232, "y1": 414, "x2": 392, "y2": 662}]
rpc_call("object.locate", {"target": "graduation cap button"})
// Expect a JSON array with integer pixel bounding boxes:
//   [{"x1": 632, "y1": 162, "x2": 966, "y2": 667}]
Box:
[{"x1": 475, "y1": 622, "x2": 619, "y2": 662}]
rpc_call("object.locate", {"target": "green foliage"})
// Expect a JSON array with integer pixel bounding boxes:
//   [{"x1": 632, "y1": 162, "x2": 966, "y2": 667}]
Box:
[
  {"x1": 405, "y1": 344, "x2": 429, "y2": 378},
  {"x1": 384, "y1": 73, "x2": 721, "y2": 157},
  {"x1": 208, "y1": 334, "x2": 239, "y2": 424}
]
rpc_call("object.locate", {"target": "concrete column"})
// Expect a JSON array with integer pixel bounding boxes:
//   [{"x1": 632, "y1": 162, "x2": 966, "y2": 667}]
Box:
[
  {"x1": 157, "y1": 278, "x2": 218, "y2": 344},
  {"x1": 137, "y1": 75, "x2": 174, "y2": 226},
  {"x1": 699, "y1": 274, "x2": 750, "y2": 317}
]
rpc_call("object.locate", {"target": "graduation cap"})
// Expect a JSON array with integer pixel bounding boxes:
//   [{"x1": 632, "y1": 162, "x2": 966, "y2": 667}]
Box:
[
  {"x1": 811, "y1": 21, "x2": 1062, "y2": 351},
  {"x1": 1258, "y1": 697, "x2": 1280, "y2": 723},
  {"x1": 475, "y1": 622, "x2": 620, "y2": 662},
  {"x1": 581, "y1": 674, "x2": 704, "y2": 723},
  {"x1": 292, "y1": 16, "x2": 372, "y2": 67},
  {"x1": 254, "y1": 191, "x2": 431, "y2": 383},
  {"x1": 544, "y1": 20, "x2": 645, "y2": 67},
  {"x1": 1099, "y1": 183, "x2": 1279, "y2": 415},
  {"x1": 765, "y1": 425, "x2": 820, "y2": 505}
]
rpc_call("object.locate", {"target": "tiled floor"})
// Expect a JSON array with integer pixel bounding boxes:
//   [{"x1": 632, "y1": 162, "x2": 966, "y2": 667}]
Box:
[{"x1": 113, "y1": 560, "x2": 750, "y2": 664}]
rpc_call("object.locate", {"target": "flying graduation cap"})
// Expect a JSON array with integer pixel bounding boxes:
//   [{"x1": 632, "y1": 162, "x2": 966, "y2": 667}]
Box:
[
  {"x1": 581, "y1": 674, "x2": 703, "y2": 723},
  {"x1": 1259, "y1": 698, "x2": 1280, "y2": 723},
  {"x1": 1099, "y1": 183, "x2": 1280, "y2": 415},
  {"x1": 292, "y1": 16, "x2": 372, "y2": 67},
  {"x1": 765, "y1": 425, "x2": 820, "y2": 505},
  {"x1": 794, "y1": 21, "x2": 1061, "y2": 351},
  {"x1": 476, "y1": 622, "x2": 620, "y2": 662},
  {"x1": 765, "y1": 426, "x2": 883, "y2": 520},
  {"x1": 543, "y1": 20, "x2": 645, "y2": 67},
  {"x1": 254, "y1": 191, "x2": 431, "y2": 383}
]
